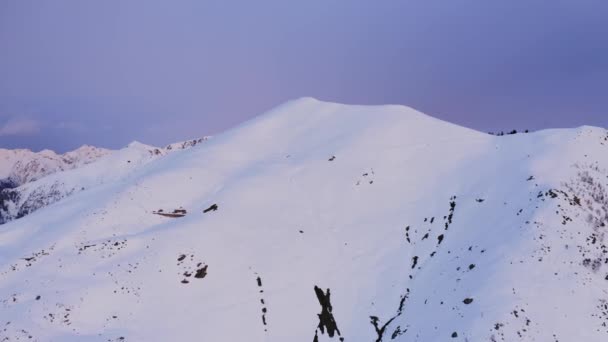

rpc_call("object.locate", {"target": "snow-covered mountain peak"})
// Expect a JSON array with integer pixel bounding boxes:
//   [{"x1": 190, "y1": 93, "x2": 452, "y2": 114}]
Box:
[
  {"x1": 273, "y1": 97, "x2": 440, "y2": 122},
  {"x1": 62, "y1": 145, "x2": 109, "y2": 164},
  {"x1": 1, "y1": 101, "x2": 607, "y2": 341},
  {"x1": 207, "y1": 98, "x2": 487, "y2": 169},
  {"x1": 67, "y1": 144, "x2": 103, "y2": 155},
  {"x1": 246, "y1": 98, "x2": 482, "y2": 141}
]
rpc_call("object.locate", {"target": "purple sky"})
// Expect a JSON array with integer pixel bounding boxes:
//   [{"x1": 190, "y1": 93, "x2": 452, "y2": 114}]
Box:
[{"x1": 1, "y1": 0, "x2": 607, "y2": 152}]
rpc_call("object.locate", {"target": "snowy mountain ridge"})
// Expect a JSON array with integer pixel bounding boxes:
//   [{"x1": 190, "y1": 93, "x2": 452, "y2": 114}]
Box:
[{"x1": 1, "y1": 98, "x2": 608, "y2": 341}]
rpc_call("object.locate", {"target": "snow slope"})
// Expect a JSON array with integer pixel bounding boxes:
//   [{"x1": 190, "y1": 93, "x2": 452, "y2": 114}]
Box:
[{"x1": 1, "y1": 98, "x2": 608, "y2": 341}]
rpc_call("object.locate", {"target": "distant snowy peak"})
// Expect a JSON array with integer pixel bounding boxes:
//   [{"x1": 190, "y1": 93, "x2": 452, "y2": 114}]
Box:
[
  {"x1": 1, "y1": 137, "x2": 210, "y2": 188},
  {"x1": 62, "y1": 145, "x2": 110, "y2": 165}
]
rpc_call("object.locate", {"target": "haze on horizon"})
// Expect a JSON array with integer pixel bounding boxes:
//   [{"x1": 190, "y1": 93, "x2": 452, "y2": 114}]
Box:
[{"x1": 1, "y1": 0, "x2": 607, "y2": 152}]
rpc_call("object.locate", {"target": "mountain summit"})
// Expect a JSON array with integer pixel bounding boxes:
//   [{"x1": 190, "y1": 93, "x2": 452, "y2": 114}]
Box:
[{"x1": 1, "y1": 99, "x2": 608, "y2": 341}]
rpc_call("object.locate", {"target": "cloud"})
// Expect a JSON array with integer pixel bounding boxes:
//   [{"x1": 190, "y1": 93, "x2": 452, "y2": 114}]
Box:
[{"x1": 0, "y1": 118, "x2": 42, "y2": 136}]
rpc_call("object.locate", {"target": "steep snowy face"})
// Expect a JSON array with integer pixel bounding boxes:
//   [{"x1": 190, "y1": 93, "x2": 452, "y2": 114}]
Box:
[{"x1": 1, "y1": 98, "x2": 608, "y2": 341}]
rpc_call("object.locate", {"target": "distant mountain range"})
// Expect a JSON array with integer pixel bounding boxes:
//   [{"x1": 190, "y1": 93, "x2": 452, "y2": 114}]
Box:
[
  {"x1": 0, "y1": 138, "x2": 208, "y2": 224},
  {"x1": 0, "y1": 145, "x2": 110, "y2": 188}
]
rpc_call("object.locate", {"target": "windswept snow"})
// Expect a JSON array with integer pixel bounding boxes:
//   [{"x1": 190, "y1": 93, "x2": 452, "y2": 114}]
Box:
[{"x1": 1, "y1": 98, "x2": 608, "y2": 341}]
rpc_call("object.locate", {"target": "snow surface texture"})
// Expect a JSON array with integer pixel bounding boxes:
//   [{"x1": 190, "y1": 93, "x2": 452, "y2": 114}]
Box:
[
  {"x1": 0, "y1": 138, "x2": 208, "y2": 225},
  {"x1": 1, "y1": 98, "x2": 608, "y2": 341}
]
